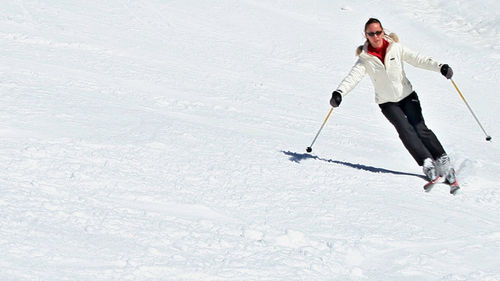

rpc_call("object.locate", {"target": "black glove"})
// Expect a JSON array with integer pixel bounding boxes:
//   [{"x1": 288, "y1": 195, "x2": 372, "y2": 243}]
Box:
[
  {"x1": 440, "y1": 64, "x2": 453, "y2": 79},
  {"x1": 330, "y1": 91, "x2": 342, "y2": 107}
]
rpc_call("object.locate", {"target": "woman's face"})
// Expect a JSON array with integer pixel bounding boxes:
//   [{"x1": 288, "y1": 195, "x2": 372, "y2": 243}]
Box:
[{"x1": 365, "y1": 22, "x2": 384, "y2": 48}]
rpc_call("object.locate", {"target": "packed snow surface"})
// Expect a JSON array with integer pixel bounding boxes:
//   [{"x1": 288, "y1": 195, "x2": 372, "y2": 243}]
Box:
[{"x1": 1, "y1": 0, "x2": 499, "y2": 280}]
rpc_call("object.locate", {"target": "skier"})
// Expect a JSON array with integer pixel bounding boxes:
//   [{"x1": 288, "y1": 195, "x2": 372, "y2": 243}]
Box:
[{"x1": 330, "y1": 18, "x2": 455, "y2": 184}]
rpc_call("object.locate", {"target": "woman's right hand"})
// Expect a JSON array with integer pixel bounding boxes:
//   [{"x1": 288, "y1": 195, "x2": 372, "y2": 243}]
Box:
[
  {"x1": 330, "y1": 91, "x2": 342, "y2": 107},
  {"x1": 440, "y1": 64, "x2": 453, "y2": 79}
]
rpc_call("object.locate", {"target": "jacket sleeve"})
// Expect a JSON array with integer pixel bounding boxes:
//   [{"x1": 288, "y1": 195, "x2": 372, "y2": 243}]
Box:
[
  {"x1": 401, "y1": 44, "x2": 442, "y2": 72},
  {"x1": 336, "y1": 59, "x2": 366, "y2": 95}
]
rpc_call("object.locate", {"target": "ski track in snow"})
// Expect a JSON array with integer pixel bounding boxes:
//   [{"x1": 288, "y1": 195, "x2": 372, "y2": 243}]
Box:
[{"x1": 1, "y1": 0, "x2": 500, "y2": 280}]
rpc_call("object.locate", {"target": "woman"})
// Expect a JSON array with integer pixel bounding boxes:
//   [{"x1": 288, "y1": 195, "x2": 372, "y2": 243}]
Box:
[{"x1": 330, "y1": 18, "x2": 455, "y2": 184}]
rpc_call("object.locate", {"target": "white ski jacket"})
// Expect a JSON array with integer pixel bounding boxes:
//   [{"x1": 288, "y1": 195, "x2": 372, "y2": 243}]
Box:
[{"x1": 336, "y1": 33, "x2": 443, "y2": 104}]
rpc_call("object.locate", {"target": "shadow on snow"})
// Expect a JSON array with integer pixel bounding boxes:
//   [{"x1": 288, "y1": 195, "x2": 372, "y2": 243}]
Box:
[{"x1": 281, "y1": 150, "x2": 425, "y2": 180}]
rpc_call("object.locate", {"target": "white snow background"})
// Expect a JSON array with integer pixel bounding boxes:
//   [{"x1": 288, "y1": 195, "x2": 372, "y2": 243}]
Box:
[{"x1": 1, "y1": 0, "x2": 499, "y2": 280}]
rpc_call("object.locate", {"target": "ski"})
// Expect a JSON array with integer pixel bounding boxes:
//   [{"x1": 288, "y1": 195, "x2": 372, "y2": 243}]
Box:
[
  {"x1": 447, "y1": 180, "x2": 460, "y2": 195},
  {"x1": 423, "y1": 177, "x2": 461, "y2": 195},
  {"x1": 423, "y1": 176, "x2": 441, "y2": 192}
]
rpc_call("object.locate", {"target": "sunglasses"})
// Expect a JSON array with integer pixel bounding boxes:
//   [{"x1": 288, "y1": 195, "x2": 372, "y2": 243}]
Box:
[{"x1": 366, "y1": 30, "x2": 383, "y2": 37}]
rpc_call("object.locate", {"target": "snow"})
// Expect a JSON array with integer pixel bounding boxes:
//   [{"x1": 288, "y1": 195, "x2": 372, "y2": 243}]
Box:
[{"x1": 1, "y1": 0, "x2": 499, "y2": 280}]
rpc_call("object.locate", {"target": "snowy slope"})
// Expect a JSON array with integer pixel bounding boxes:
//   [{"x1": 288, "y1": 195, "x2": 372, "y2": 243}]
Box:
[{"x1": 1, "y1": 0, "x2": 499, "y2": 280}]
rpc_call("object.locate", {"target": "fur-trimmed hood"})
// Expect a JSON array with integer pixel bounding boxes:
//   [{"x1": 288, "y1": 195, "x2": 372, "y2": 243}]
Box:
[{"x1": 356, "y1": 32, "x2": 399, "y2": 56}]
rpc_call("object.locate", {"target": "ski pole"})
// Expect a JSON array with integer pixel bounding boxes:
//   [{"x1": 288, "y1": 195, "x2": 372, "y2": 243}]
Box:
[
  {"x1": 306, "y1": 107, "x2": 334, "y2": 153},
  {"x1": 450, "y1": 79, "x2": 492, "y2": 142}
]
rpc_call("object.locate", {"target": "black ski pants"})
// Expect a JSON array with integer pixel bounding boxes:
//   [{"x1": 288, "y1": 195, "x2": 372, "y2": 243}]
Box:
[{"x1": 379, "y1": 92, "x2": 446, "y2": 166}]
